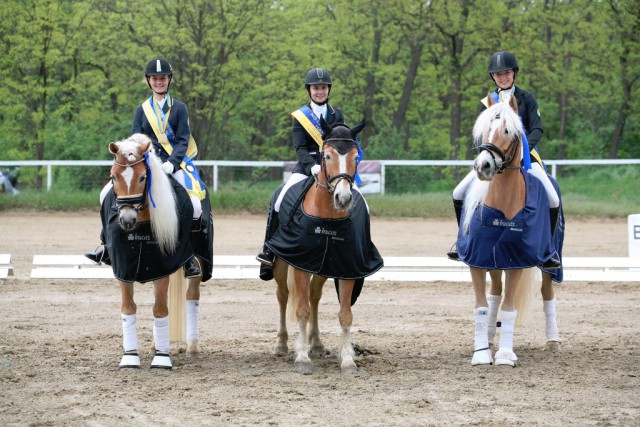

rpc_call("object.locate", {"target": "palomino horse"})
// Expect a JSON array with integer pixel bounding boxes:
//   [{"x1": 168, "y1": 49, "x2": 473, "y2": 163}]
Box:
[
  {"x1": 103, "y1": 134, "x2": 212, "y2": 369},
  {"x1": 267, "y1": 119, "x2": 383, "y2": 374},
  {"x1": 456, "y1": 96, "x2": 561, "y2": 367}
]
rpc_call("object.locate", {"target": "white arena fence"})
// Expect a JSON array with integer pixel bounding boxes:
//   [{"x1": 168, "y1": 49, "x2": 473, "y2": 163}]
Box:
[{"x1": 1, "y1": 159, "x2": 639, "y2": 194}]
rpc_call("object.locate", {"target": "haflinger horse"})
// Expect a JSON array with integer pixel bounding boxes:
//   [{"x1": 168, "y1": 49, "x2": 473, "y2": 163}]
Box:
[
  {"x1": 102, "y1": 133, "x2": 213, "y2": 370},
  {"x1": 456, "y1": 95, "x2": 563, "y2": 367},
  {"x1": 266, "y1": 119, "x2": 383, "y2": 375}
]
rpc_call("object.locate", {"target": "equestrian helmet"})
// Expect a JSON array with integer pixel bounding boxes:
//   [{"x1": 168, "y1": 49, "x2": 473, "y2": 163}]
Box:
[
  {"x1": 145, "y1": 57, "x2": 173, "y2": 76},
  {"x1": 488, "y1": 51, "x2": 519, "y2": 74},
  {"x1": 305, "y1": 68, "x2": 332, "y2": 88}
]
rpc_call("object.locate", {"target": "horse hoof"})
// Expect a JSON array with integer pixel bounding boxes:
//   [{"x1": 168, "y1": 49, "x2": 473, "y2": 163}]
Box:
[
  {"x1": 186, "y1": 340, "x2": 200, "y2": 354},
  {"x1": 150, "y1": 352, "x2": 173, "y2": 370},
  {"x1": 294, "y1": 360, "x2": 313, "y2": 375},
  {"x1": 119, "y1": 352, "x2": 140, "y2": 369},
  {"x1": 471, "y1": 348, "x2": 493, "y2": 366},
  {"x1": 545, "y1": 340, "x2": 561, "y2": 352},
  {"x1": 341, "y1": 362, "x2": 358, "y2": 375},
  {"x1": 494, "y1": 348, "x2": 517, "y2": 367},
  {"x1": 274, "y1": 344, "x2": 288, "y2": 356}
]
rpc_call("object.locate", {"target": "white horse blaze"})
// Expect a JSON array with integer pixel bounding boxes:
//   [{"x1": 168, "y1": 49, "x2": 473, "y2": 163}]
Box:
[
  {"x1": 333, "y1": 153, "x2": 353, "y2": 208},
  {"x1": 121, "y1": 166, "x2": 135, "y2": 193}
]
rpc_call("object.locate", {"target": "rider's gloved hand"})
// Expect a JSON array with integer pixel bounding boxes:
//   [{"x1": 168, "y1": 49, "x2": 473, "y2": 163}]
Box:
[
  {"x1": 311, "y1": 164, "x2": 321, "y2": 176},
  {"x1": 161, "y1": 161, "x2": 175, "y2": 175}
]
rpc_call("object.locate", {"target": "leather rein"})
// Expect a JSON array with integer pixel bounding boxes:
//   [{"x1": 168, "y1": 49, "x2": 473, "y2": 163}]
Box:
[{"x1": 313, "y1": 138, "x2": 358, "y2": 193}]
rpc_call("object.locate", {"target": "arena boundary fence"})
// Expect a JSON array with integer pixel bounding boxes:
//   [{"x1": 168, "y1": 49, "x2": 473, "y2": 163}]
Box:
[
  {"x1": 29, "y1": 254, "x2": 640, "y2": 282},
  {"x1": 0, "y1": 254, "x2": 14, "y2": 279}
]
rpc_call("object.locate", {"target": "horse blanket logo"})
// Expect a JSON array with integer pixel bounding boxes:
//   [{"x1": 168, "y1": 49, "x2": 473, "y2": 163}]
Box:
[
  {"x1": 266, "y1": 179, "x2": 383, "y2": 280},
  {"x1": 457, "y1": 171, "x2": 559, "y2": 270}
]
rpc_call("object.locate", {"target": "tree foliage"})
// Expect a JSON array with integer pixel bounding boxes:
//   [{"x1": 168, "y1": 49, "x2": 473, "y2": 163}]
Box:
[{"x1": 1, "y1": 0, "x2": 638, "y2": 188}]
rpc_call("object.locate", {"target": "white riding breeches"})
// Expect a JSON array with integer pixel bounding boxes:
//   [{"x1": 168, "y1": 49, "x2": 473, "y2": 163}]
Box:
[
  {"x1": 452, "y1": 164, "x2": 560, "y2": 209},
  {"x1": 274, "y1": 172, "x2": 368, "y2": 213},
  {"x1": 99, "y1": 169, "x2": 202, "y2": 219}
]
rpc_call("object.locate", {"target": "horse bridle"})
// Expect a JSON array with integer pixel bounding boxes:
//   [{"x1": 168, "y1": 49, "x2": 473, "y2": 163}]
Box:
[
  {"x1": 313, "y1": 138, "x2": 357, "y2": 193},
  {"x1": 113, "y1": 156, "x2": 148, "y2": 213},
  {"x1": 476, "y1": 113, "x2": 521, "y2": 174}
]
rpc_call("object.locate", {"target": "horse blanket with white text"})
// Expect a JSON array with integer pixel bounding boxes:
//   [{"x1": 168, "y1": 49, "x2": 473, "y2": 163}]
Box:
[
  {"x1": 266, "y1": 179, "x2": 384, "y2": 280},
  {"x1": 457, "y1": 170, "x2": 558, "y2": 270}
]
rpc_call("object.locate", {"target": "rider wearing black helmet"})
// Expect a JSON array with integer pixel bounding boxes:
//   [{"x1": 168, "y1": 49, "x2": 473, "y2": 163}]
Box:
[
  {"x1": 255, "y1": 67, "x2": 345, "y2": 279},
  {"x1": 448, "y1": 50, "x2": 560, "y2": 269},
  {"x1": 86, "y1": 57, "x2": 204, "y2": 279}
]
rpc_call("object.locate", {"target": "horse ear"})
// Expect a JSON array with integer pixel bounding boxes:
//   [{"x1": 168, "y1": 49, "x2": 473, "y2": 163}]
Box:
[
  {"x1": 350, "y1": 119, "x2": 366, "y2": 137},
  {"x1": 140, "y1": 138, "x2": 151, "y2": 154},
  {"x1": 320, "y1": 115, "x2": 332, "y2": 137},
  {"x1": 109, "y1": 142, "x2": 119, "y2": 155},
  {"x1": 509, "y1": 94, "x2": 518, "y2": 112},
  {"x1": 487, "y1": 93, "x2": 496, "y2": 107}
]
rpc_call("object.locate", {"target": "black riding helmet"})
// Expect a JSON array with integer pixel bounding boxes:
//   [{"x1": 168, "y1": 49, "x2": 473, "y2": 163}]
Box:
[
  {"x1": 145, "y1": 57, "x2": 173, "y2": 92},
  {"x1": 488, "y1": 51, "x2": 519, "y2": 86},
  {"x1": 305, "y1": 68, "x2": 332, "y2": 105}
]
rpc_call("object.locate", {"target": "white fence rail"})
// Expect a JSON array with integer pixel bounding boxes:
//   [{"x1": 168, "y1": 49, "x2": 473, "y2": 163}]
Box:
[{"x1": 1, "y1": 159, "x2": 639, "y2": 194}]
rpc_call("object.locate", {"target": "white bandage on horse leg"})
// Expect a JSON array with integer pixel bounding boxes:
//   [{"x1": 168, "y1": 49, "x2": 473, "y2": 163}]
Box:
[
  {"x1": 186, "y1": 300, "x2": 200, "y2": 342},
  {"x1": 543, "y1": 298, "x2": 560, "y2": 341},
  {"x1": 498, "y1": 310, "x2": 518, "y2": 351},
  {"x1": 474, "y1": 307, "x2": 489, "y2": 350},
  {"x1": 487, "y1": 294, "x2": 502, "y2": 345},
  {"x1": 153, "y1": 316, "x2": 170, "y2": 354},
  {"x1": 121, "y1": 313, "x2": 138, "y2": 353},
  {"x1": 529, "y1": 163, "x2": 560, "y2": 208}
]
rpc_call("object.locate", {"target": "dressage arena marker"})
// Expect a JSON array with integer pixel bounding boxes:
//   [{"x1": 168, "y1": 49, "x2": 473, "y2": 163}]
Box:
[
  {"x1": 29, "y1": 254, "x2": 640, "y2": 282},
  {"x1": 0, "y1": 254, "x2": 14, "y2": 279}
]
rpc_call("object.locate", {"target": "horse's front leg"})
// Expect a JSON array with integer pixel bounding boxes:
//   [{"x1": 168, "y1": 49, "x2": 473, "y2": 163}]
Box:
[
  {"x1": 337, "y1": 279, "x2": 357, "y2": 374},
  {"x1": 272, "y1": 258, "x2": 289, "y2": 356},
  {"x1": 308, "y1": 275, "x2": 328, "y2": 356},
  {"x1": 470, "y1": 268, "x2": 492, "y2": 366},
  {"x1": 487, "y1": 270, "x2": 504, "y2": 348},
  {"x1": 293, "y1": 269, "x2": 312, "y2": 374},
  {"x1": 119, "y1": 280, "x2": 140, "y2": 368},
  {"x1": 494, "y1": 269, "x2": 523, "y2": 367},
  {"x1": 186, "y1": 276, "x2": 202, "y2": 354},
  {"x1": 150, "y1": 276, "x2": 172, "y2": 369}
]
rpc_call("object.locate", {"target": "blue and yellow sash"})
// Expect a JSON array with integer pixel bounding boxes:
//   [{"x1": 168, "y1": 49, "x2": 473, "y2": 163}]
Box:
[{"x1": 141, "y1": 97, "x2": 206, "y2": 200}]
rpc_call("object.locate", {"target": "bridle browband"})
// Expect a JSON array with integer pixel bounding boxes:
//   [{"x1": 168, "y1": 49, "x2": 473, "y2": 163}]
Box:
[
  {"x1": 476, "y1": 113, "x2": 521, "y2": 174},
  {"x1": 113, "y1": 155, "x2": 148, "y2": 213},
  {"x1": 313, "y1": 137, "x2": 358, "y2": 193}
]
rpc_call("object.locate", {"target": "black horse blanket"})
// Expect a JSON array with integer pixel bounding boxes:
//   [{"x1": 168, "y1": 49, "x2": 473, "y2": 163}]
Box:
[
  {"x1": 101, "y1": 177, "x2": 213, "y2": 283},
  {"x1": 266, "y1": 179, "x2": 383, "y2": 280}
]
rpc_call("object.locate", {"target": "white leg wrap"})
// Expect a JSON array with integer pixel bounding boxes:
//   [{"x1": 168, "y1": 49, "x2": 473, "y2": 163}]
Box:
[
  {"x1": 186, "y1": 300, "x2": 200, "y2": 342},
  {"x1": 544, "y1": 299, "x2": 560, "y2": 341},
  {"x1": 121, "y1": 313, "x2": 138, "y2": 353},
  {"x1": 153, "y1": 316, "x2": 170, "y2": 354},
  {"x1": 498, "y1": 310, "x2": 518, "y2": 351},
  {"x1": 487, "y1": 294, "x2": 502, "y2": 346},
  {"x1": 472, "y1": 307, "x2": 493, "y2": 366}
]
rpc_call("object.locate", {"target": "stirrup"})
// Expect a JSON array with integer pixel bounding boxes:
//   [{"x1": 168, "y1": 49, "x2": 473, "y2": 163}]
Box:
[
  {"x1": 184, "y1": 257, "x2": 202, "y2": 278},
  {"x1": 446, "y1": 243, "x2": 460, "y2": 261},
  {"x1": 541, "y1": 256, "x2": 561, "y2": 269},
  {"x1": 256, "y1": 246, "x2": 275, "y2": 267}
]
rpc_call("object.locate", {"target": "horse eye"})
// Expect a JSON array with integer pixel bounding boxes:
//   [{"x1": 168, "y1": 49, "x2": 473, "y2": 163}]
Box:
[{"x1": 139, "y1": 175, "x2": 147, "y2": 183}]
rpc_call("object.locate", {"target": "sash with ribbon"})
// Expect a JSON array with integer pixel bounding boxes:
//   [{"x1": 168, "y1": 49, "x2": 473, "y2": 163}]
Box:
[
  {"x1": 291, "y1": 105, "x2": 364, "y2": 185},
  {"x1": 141, "y1": 97, "x2": 206, "y2": 200},
  {"x1": 480, "y1": 91, "x2": 542, "y2": 171}
]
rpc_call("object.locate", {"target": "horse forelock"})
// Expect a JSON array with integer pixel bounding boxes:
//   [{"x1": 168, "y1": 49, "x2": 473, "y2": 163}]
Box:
[{"x1": 472, "y1": 103, "x2": 523, "y2": 147}]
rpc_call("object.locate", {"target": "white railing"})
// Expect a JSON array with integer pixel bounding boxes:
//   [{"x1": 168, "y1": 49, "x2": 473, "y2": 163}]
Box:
[{"x1": 1, "y1": 159, "x2": 639, "y2": 193}]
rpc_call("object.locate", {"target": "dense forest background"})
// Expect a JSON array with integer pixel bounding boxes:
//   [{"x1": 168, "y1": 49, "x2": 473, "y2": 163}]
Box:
[{"x1": 1, "y1": 0, "x2": 639, "y2": 189}]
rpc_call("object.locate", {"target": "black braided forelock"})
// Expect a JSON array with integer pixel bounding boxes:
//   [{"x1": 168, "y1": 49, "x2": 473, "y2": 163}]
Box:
[{"x1": 324, "y1": 125, "x2": 356, "y2": 154}]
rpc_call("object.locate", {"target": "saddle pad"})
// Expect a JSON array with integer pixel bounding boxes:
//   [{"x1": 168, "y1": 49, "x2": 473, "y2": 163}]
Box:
[
  {"x1": 266, "y1": 179, "x2": 384, "y2": 280},
  {"x1": 457, "y1": 170, "x2": 557, "y2": 270}
]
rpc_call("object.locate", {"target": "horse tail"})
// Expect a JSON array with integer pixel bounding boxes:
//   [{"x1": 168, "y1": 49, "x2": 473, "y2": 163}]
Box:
[
  {"x1": 286, "y1": 265, "x2": 298, "y2": 322},
  {"x1": 461, "y1": 179, "x2": 489, "y2": 234},
  {"x1": 514, "y1": 267, "x2": 540, "y2": 327},
  {"x1": 147, "y1": 151, "x2": 179, "y2": 255}
]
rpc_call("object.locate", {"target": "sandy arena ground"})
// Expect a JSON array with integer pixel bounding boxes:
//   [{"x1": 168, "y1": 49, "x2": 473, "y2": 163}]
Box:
[{"x1": 0, "y1": 212, "x2": 638, "y2": 426}]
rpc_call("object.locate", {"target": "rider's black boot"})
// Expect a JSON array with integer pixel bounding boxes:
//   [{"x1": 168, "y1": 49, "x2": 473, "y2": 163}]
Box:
[
  {"x1": 541, "y1": 207, "x2": 561, "y2": 269},
  {"x1": 257, "y1": 205, "x2": 279, "y2": 281},
  {"x1": 85, "y1": 230, "x2": 111, "y2": 265},
  {"x1": 184, "y1": 218, "x2": 203, "y2": 279},
  {"x1": 446, "y1": 199, "x2": 464, "y2": 261}
]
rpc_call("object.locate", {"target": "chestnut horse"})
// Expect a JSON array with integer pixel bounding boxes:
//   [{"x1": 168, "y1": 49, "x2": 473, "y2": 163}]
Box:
[
  {"x1": 269, "y1": 119, "x2": 382, "y2": 374},
  {"x1": 457, "y1": 96, "x2": 562, "y2": 367}
]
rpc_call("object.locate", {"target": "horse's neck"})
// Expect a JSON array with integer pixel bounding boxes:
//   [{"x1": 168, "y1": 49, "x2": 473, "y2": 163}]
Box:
[
  {"x1": 303, "y1": 185, "x2": 349, "y2": 219},
  {"x1": 483, "y1": 169, "x2": 525, "y2": 220}
]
